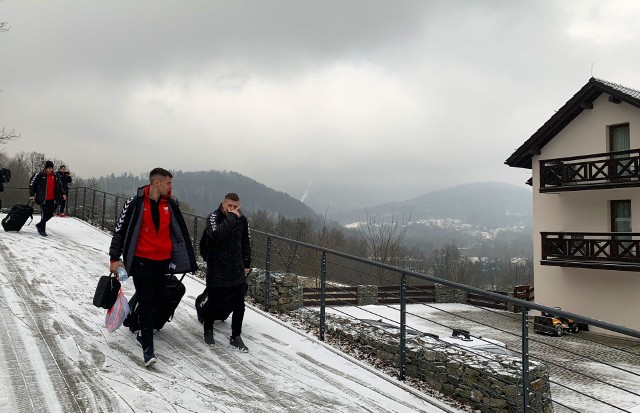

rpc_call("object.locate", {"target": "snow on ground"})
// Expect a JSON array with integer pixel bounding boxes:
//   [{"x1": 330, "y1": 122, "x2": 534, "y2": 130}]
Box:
[{"x1": 0, "y1": 215, "x2": 458, "y2": 413}]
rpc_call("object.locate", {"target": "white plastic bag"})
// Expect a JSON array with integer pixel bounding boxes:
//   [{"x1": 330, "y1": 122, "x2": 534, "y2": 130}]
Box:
[{"x1": 105, "y1": 288, "x2": 129, "y2": 333}]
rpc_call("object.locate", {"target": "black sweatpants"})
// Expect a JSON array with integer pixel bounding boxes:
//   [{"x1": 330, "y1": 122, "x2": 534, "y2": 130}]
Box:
[
  {"x1": 58, "y1": 197, "x2": 66, "y2": 214},
  {"x1": 204, "y1": 282, "x2": 248, "y2": 338},
  {"x1": 131, "y1": 257, "x2": 170, "y2": 351},
  {"x1": 38, "y1": 200, "x2": 55, "y2": 230}
]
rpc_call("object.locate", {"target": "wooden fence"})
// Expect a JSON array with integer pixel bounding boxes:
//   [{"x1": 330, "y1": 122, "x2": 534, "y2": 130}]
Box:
[{"x1": 302, "y1": 284, "x2": 534, "y2": 312}]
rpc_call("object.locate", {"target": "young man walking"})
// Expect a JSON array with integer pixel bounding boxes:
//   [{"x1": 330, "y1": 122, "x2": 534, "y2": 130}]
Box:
[
  {"x1": 29, "y1": 160, "x2": 65, "y2": 237},
  {"x1": 109, "y1": 168, "x2": 197, "y2": 366},
  {"x1": 202, "y1": 193, "x2": 252, "y2": 351}
]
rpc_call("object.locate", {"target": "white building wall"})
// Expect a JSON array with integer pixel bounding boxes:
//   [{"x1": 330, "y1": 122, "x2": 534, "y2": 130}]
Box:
[{"x1": 531, "y1": 94, "x2": 640, "y2": 332}]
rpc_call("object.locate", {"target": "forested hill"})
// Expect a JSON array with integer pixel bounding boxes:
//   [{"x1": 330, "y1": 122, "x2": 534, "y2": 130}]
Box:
[
  {"x1": 328, "y1": 182, "x2": 532, "y2": 229},
  {"x1": 99, "y1": 170, "x2": 317, "y2": 219}
]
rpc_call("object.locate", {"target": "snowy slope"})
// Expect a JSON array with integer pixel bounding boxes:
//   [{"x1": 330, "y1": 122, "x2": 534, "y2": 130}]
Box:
[{"x1": 0, "y1": 215, "x2": 456, "y2": 413}]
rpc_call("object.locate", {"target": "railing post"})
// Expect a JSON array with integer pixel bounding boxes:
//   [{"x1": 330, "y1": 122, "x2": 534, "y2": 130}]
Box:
[
  {"x1": 101, "y1": 192, "x2": 107, "y2": 230},
  {"x1": 90, "y1": 189, "x2": 96, "y2": 223},
  {"x1": 71, "y1": 187, "x2": 78, "y2": 216},
  {"x1": 264, "y1": 237, "x2": 271, "y2": 312},
  {"x1": 319, "y1": 251, "x2": 327, "y2": 341},
  {"x1": 81, "y1": 188, "x2": 87, "y2": 220},
  {"x1": 522, "y1": 307, "x2": 530, "y2": 413},
  {"x1": 399, "y1": 273, "x2": 407, "y2": 380},
  {"x1": 193, "y1": 218, "x2": 198, "y2": 257}
]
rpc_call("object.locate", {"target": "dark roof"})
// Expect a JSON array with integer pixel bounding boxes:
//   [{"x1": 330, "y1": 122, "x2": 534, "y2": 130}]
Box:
[{"x1": 505, "y1": 78, "x2": 640, "y2": 169}]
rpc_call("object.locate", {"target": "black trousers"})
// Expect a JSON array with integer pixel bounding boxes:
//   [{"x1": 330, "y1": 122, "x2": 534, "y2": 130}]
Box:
[
  {"x1": 131, "y1": 257, "x2": 170, "y2": 351},
  {"x1": 57, "y1": 198, "x2": 66, "y2": 214},
  {"x1": 204, "y1": 282, "x2": 248, "y2": 338},
  {"x1": 38, "y1": 200, "x2": 55, "y2": 230}
]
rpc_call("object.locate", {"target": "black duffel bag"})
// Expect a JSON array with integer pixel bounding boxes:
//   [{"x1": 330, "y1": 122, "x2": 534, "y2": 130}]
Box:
[{"x1": 93, "y1": 274, "x2": 121, "y2": 309}]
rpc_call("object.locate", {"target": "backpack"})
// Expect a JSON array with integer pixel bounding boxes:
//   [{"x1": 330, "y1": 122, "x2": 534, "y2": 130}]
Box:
[{"x1": 2, "y1": 201, "x2": 35, "y2": 232}]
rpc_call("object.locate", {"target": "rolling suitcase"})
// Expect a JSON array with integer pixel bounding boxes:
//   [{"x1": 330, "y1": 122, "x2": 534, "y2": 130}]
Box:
[
  {"x1": 2, "y1": 200, "x2": 35, "y2": 232},
  {"x1": 123, "y1": 273, "x2": 186, "y2": 333}
]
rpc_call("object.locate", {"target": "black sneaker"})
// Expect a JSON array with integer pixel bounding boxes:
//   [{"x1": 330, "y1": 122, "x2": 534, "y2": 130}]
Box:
[
  {"x1": 229, "y1": 336, "x2": 249, "y2": 352},
  {"x1": 204, "y1": 329, "x2": 215, "y2": 345},
  {"x1": 36, "y1": 224, "x2": 47, "y2": 237},
  {"x1": 143, "y1": 347, "x2": 157, "y2": 367}
]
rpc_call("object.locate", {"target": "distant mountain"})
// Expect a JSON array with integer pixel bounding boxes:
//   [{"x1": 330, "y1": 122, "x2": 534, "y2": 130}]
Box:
[
  {"x1": 99, "y1": 170, "x2": 318, "y2": 219},
  {"x1": 328, "y1": 182, "x2": 532, "y2": 229}
]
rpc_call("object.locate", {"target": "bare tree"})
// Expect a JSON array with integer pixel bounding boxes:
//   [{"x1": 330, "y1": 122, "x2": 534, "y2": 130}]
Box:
[
  {"x1": 1, "y1": 21, "x2": 20, "y2": 144},
  {"x1": 0, "y1": 127, "x2": 19, "y2": 144},
  {"x1": 359, "y1": 211, "x2": 410, "y2": 285}
]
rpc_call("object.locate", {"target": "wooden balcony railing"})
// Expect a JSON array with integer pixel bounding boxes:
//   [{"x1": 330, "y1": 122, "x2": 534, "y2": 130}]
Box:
[
  {"x1": 541, "y1": 232, "x2": 640, "y2": 271},
  {"x1": 539, "y1": 149, "x2": 640, "y2": 192}
]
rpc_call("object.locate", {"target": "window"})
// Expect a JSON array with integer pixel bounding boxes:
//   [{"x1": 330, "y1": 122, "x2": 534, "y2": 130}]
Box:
[
  {"x1": 609, "y1": 123, "x2": 632, "y2": 179},
  {"x1": 611, "y1": 200, "x2": 632, "y2": 233},
  {"x1": 611, "y1": 200, "x2": 632, "y2": 258}
]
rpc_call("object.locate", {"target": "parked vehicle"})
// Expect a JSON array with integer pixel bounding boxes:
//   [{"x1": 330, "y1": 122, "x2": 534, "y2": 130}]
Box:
[{"x1": 534, "y1": 307, "x2": 580, "y2": 336}]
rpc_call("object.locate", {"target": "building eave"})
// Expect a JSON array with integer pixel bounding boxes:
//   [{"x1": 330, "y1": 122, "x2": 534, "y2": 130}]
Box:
[{"x1": 505, "y1": 77, "x2": 640, "y2": 169}]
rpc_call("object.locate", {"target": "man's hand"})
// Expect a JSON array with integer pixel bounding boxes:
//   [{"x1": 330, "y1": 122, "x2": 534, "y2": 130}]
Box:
[
  {"x1": 110, "y1": 261, "x2": 124, "y2": 273},
  {"x1": 228, "y1": 205, "x2": 241, "y2": 217},
  {"x1": 63, "y1": 195, "x2": 67, "y2": 200}
]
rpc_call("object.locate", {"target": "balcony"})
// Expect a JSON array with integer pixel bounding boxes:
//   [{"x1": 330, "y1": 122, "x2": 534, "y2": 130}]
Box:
[
  {"x1": 539, "y1": 149, "x2": 640, "y2": 192},
  {"x1": 541, "y1": 232, "x2": 640, "y2": 271}
]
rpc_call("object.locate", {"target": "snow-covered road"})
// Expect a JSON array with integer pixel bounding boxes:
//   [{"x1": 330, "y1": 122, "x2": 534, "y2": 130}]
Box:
[{"x1": 0, "y1": 215, "x2": 455, "y2": 413}]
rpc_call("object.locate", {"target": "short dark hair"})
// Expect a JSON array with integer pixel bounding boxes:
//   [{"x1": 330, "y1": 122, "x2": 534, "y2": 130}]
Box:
[
  {"x1": 224, "y1": 192, "x2": 240, "y2": 201},
  {"x1": 60, "y1": 164, "x2": 66, "y2": 169},
  {"x1": 149, "y1": 167, "x2": 173, "y2": 182}
]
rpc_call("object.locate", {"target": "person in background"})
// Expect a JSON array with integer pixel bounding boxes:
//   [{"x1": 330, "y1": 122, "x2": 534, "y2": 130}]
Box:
[
  {"x1": 29, "y1": 160, "x2": 65, "y2": 237},
  {"x1": 108, "y1": 167, "x2": 197, "y2": 367},
  {"x1": 201, "y1": 193, "x2": 252, "y2": 351},
  {"x1": 55, "y1": 164, "x2": 72, "y2": 217}
]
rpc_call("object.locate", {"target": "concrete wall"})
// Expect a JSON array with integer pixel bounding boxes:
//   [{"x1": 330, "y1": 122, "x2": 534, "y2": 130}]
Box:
[{"x1": 531, "y1": 94, "x2": 640, "y2": 332}]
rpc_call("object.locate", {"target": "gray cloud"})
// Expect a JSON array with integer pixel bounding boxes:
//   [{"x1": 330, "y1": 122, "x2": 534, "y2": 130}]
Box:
[{"x1": 2, "y1": 0, "x2": 640, "y2": 210}]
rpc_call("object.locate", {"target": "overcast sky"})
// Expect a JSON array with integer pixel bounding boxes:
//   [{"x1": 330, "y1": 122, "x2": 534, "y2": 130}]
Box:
[{"x1": 2, "y1": 1, "x2": 640, "y2": 210}]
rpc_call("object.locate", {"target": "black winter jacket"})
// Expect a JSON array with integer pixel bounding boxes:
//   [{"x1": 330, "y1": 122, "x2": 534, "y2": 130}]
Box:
[
  {"x1": 29, "y1": 171, "x2": 63, "y2": 205},
  {"x1": 55, "y1": 171, "x2": 72, "y2": 194},
  {"x1": 203, "y1": 205, "x2": 251, "y2": 287},
  {"x1": 109, "y1": 185, "x2": 197, "y2": 275}
]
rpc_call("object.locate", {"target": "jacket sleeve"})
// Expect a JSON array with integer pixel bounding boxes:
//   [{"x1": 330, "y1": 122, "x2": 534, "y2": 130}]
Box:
[
  {"x1": 29, "y1": 173, "x2": 38, "y2": 197},
  {"x1": 204, "y1": 211, "x2": 237, "y2": 241},
  {"x1": 241, "y1": 217, "x2": 251, "y2": 269},
  {"x1": 109, "y1": 196, "x2": 136, "y2": 261}
]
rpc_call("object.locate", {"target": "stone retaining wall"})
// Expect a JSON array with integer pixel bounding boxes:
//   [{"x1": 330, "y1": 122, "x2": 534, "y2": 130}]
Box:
[
  {"x1": 298, "y1": 310, "x2": 552, "y2": 413},
  {"x1": 247, "y1": 269, "x2": 303, "y2": 312}
]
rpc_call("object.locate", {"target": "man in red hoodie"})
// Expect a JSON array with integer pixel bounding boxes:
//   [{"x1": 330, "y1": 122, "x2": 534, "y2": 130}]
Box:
[
  {"x1": 109, "y1": 167, "x2": 197, "y2": 367},
  {"x1": 29, "y1": 160, "x2": 65, "y2": 237}
]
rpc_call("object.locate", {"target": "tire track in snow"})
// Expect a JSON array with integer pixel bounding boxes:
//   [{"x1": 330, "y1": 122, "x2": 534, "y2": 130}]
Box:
[{"x1": 0, "y1": 232, "x2": 120, "y2": 412}]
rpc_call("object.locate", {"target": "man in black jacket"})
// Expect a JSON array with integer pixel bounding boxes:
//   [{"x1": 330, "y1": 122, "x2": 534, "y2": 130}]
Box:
[
  {"x1": 202, "y1": 193, "x2": 251, "y2": 351},
  {"x1": 109, "y1": 167, "x2": 197, "y2": 366},
  {"x1": 29, "y1": 160, "x2": 65, "y2": 237},
  {"x1": 55, "y1": 164, "x2": 72, "y2": 217}
]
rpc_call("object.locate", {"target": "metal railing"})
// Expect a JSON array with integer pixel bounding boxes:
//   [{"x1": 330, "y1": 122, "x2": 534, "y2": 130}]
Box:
[
  {"x1": 31, "y1": 186, "x2": 640, "y2": 412},
  {"x1": 540, "y1": 148, "x2": 640, "y2": 192}
]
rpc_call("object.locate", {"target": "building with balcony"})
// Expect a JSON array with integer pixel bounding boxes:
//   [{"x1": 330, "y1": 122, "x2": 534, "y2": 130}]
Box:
[{"x1": 506, "y1": 77, "x2": 640, "y2": 333}]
